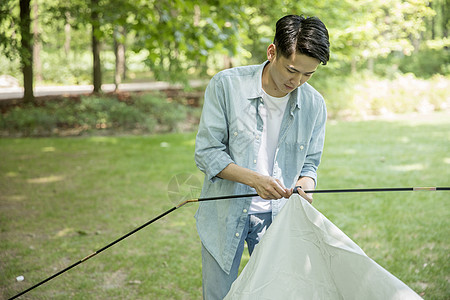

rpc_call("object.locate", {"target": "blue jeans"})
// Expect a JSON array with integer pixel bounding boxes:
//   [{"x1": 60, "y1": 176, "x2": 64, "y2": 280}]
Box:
[{"x1": 201, "y1": 212, "x2": 272, "y2": 300}]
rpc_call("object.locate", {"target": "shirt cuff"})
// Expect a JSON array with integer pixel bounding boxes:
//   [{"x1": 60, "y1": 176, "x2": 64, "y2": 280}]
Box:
[
  {"x1": 206, "y1": 155, "x2": 235, "y2": 183},
  {"x1": 299, "y1": 171, "x2": 317, "y2": 187}
]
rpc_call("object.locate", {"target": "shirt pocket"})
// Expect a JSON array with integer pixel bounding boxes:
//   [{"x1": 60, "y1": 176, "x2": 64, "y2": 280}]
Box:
[
  {"x1": 228, "y1": 125, "x2": 254, "y2": 164},
  {"x1": 280, "y1": 140, "x2": 309, "y2": 183},
  {"x1": 228, "y1": 111, "x2": 256, "y2": 161}
]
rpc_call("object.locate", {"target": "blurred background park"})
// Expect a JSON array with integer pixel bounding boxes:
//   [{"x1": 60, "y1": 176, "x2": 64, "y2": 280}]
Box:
[
  {"x1": 1, "y1": 0, "x2": 449, "y2": 299},
  {"x1": 0, "y1": 0, "x2": 449, "y2": 136}
]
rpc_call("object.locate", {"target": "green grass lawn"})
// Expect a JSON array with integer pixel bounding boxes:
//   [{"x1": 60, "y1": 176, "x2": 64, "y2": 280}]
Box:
[{"x1": 1, "y1": 112, "x2": 449, "y2": 299}]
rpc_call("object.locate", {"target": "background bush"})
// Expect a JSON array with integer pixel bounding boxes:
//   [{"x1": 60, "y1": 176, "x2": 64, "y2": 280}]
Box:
[
  {"x1": 0, "y1": 93, "x2": 194, "y2": 137},
  {"x1": 311, "y1": 73, "x2": 450, "y2": 119},
  {"x1": 1, "y1": 74, "x2": 448, "y2": 137},
  {"x1": 134, "y1": 94, "x2": 187, "y2": 132}
]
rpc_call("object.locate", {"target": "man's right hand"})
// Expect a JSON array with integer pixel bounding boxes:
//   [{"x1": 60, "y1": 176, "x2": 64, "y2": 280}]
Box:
[
  {"x1": 217, "y1": 163, "x2": 292, "y2": 200},
  {"x1": 252, "y1": 174, "x2": 292, "y2": 200}
]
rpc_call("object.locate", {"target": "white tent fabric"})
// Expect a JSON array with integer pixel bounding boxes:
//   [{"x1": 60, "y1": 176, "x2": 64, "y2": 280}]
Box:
[{"x1": 225, "y1": 195, "x2": 422, "y2": 300}]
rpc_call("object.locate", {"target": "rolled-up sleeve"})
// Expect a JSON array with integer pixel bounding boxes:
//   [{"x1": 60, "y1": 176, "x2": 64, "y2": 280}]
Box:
[
  {"x1": 195, "y1": 76, "x2": 235, "y2": 182},
  {"x1": 300, "y1": 97, "x2": 327, "y2": 186}
]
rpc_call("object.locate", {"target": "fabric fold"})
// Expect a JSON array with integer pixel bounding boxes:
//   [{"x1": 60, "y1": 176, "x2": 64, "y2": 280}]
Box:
[{"x1": 224, "y1": 194, "x2": 422, "y2": 300}]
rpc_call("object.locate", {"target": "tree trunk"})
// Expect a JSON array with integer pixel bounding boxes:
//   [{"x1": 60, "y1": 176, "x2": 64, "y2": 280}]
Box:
[
  {"x1": 223, "y1": 55, "x2": 233, "y2": 69},
  {"x1": 33, "y1": 0, "x2": 42, "y2": 83},
  {"x1": 122, "y1": 40, "x2": 127, "y2": 80},
  {"x1": 443, "y1": 0, "x2": 449, "y2": 38},
  {"x1": 113, "y1": 27, "x2": 126, "y2": 91},
  {"x1": 429, "y1": 1, "x2": 435, "y2": 39},
  {"x1": 351, "y1": 57, "x2": 357, "y2": 74},
  {"x1": 367, "y1": 57, "x2": 374, "y2": 73},
  {"x1": 64, "y1": 12, "x2": 71, "y2": 55},
  {"x1": 91, "y1": 0, "x2": 102, "y2": 93},
  {"x1": 121, "y1": 27, "x2": 127, "y2": 81},
  {"x1": 20, "y1": 0, "x2": 34, "y2": 103}
]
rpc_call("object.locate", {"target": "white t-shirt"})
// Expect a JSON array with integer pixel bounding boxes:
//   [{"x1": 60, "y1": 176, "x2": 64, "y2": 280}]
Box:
[{"x1": 249, "y1": 90, "x2": 290, "y2": 214}]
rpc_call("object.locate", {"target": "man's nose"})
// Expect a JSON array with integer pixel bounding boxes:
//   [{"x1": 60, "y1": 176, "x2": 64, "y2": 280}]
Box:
[{"x1": 290, "y1": 73, "x2": 303, "y2": 85}]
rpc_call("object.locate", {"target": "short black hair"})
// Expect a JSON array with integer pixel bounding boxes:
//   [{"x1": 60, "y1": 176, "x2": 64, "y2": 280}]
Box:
[{"x1": 273, "y1": 15, "x2": 330, "y2": 65}]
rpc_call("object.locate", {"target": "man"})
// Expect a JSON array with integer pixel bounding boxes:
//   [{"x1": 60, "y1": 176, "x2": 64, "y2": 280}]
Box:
[{"x1": 194, "y1": 15, "x2": 330, "y2": 299}]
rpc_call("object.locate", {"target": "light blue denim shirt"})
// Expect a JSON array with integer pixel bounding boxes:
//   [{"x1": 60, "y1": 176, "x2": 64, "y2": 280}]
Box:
[{"x1": 194, "y1": 61, "x2": 327, "y2": 274}]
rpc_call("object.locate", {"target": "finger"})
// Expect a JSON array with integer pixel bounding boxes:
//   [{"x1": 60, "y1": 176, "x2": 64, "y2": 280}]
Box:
[
  {"x1": 281, "y1": 187, "x2": 293, "y2": 198},
  {"x1": 286, "y1": 188, "x2": 293, "y2": 197},
  {"x1": 267, "y1": 187, "x2": 283, "y2": 200},
  {"x1": 271, "y1": 186, "x2": 287, "y2": 199},
  {"x1": 258, "y1": 186, "x2": 282, "y2": 200},
  {"x1": 297, "y1": 188, "x2": 313, "y2": 204},
  {"x1": 274, "y1": 179, "x2": 290, "y2": 198},
  {"x1": 260, "y1": 192, "x2": 282, "y2": 200}
]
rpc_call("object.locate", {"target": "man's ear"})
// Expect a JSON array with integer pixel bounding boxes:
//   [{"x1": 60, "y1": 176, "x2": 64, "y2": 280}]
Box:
[{"x1": 267, "y1": 44, "x2": 277, "y2": 62}]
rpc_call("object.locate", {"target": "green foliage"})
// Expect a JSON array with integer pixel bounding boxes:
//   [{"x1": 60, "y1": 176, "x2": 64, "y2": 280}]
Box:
[
  {"x1": 0, "y1": 55, "x2": 21, "y2": 80},
  {"x1": 0, "y1": 0, "x2": 448, "y2": 89},
  {"x1": 309, "y1": 73, "x2": 450, "y2": 119},
  {"x1": 397, "y1": 47, "x2": 450, "y2": 78},
  {"x1": 370, "y1": 38, "x2": 450, "y2": 79},
  {"x1": 0, "y1": 0, "x2": 20, "y2": 60},
  {"x1": 334, "y1": 0, "x2": 433, "y2": 60},
  {"x1": 309, "y1": 74, "x2": 357, "y2": 119},
  {"x1": 39, "y1": 51, "x2": 92, "y2": 85},
  {"x1": 134, "y1": 93, "x2": 187, "y2": 131},
  {"x1": 0, "y1": 105, "x2": 55, "y2": 135},
  {"x1": 129, "y1": 0, "x2": 243, "y2": 82},
  {"x1": 0, "y1": 93, "x2": 193, "y2": 136}
]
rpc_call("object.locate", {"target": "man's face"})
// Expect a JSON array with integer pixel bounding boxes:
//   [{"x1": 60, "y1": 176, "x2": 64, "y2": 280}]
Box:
[{"x1": 264, "y1": 44, "x2": 320, "y2": 97}]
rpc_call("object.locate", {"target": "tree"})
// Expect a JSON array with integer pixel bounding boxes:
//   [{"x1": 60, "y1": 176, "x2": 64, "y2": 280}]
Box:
[
  {"x1": 129, "y1": 0, "x2": 243, "y2": 82},
  {"x1": 2, "y1": 0, "x2": 445, "y2": 96},
  {"x1": 113, "y1": 26, "x2": 126, "y2": 90},
  {"x1": 91, "y1": 0, "x2": 101, "y2": 93},
  {"x1": 47, "y1": 0, "x2": 104, "y2": 91},
  {"x1": 0, "y1": 0, "x2": 35, "y2": 103},
  {"x1": 101, "y1": 0, "x2": 136, "y2": 90},
  {"x1": 428, "y1": 0, "x2": 449, "y2": 39},
  {"x1": 48, "y1": 0, "x2": 136, "y2": 91},
  {"x1": 325, "y1": 0, "x2": 435, "y2": 73},
  {"x1": 20, "y1": 0, "x2": 34, "y2": 103},
  {"x1": 33, "y1": 0, "x2": 42, "y2": 83}
]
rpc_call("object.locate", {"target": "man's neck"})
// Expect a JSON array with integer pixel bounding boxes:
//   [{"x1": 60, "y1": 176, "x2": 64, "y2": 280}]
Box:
[{"x1": 261, "y1": 62, "x2": 288, "y2": 98}]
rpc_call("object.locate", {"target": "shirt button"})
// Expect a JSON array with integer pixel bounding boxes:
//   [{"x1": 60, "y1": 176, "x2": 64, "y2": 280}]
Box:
[
  {"x1": 300, "y1": 145, "x2": 304, "y2": 150},
  {"x1": 243, "y1": 209, "x2": 248, "y2": 213},
  {"x1": 255, "y1": 135, "x2": 260, "y2": 140},
  {"x1": 253, "y1": 160, "x2": 257, "y2": 164},
  {"x1": 235, "y1": 233, "x2": 240, "y2": 237},
  {"x1": 234, "y1": 132, "x2": 238, "y2": 136}
]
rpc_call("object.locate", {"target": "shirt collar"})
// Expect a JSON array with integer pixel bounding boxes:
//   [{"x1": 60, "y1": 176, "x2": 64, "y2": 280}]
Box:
[{"x1": 246, "y1": 61, "x2": 268, "y2": 100}]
